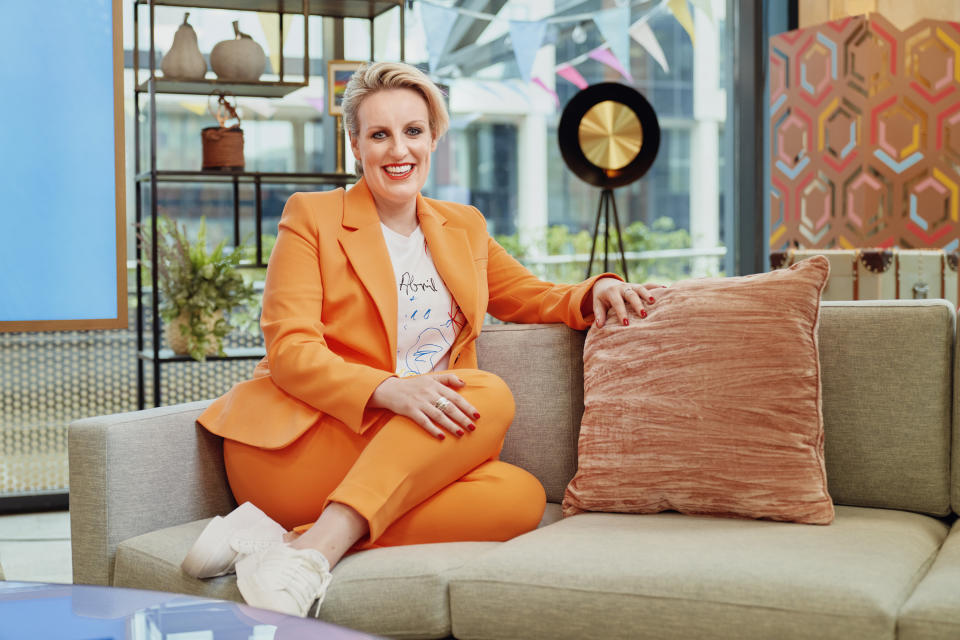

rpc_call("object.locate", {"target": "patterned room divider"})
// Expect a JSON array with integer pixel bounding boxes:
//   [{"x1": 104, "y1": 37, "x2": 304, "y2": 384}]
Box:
[{"x1": 769, "y1": 14, "x2": 960, "y2": 252}]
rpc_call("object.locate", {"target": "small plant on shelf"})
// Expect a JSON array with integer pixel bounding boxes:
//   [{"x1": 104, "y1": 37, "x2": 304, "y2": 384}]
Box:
[{"x1": 140, "y1": 217, "x2": 259, "y2": 361}]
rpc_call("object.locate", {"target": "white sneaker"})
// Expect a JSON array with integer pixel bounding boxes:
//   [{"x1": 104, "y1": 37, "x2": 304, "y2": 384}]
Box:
[
  {"x1": 235, "y1": 544, "x2": 333, "y2": 618},
  {"x1": 181, "y1": 502, "x2": 287, "y2": 579}
]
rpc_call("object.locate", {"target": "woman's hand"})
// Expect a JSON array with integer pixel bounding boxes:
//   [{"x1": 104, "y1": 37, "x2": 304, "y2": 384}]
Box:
[
  {"x1": 591, "y1": 277, "x2": 666, "y2": 327},
  {"x1": 368, "y1": 374, "x2": 480, "y2": 440}
]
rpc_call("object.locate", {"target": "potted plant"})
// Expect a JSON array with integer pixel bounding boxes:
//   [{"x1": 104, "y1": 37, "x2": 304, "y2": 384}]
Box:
[{"x1": 140, "y1": 217, "x2": 259, "y2": 361}]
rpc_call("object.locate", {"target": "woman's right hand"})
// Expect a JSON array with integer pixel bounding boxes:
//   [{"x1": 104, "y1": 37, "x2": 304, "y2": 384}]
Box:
[{"x1": 368, "y1": 374, "x2": 479, "y2": 440}]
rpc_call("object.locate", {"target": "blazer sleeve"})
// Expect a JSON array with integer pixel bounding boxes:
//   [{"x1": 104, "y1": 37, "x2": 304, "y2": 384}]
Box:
[
  {"x1": 260, "y1": 192, "x2": 394, "y2": 433},
  {"x1": 483, "y1": 225, "x2": 622, "y2": 329}
]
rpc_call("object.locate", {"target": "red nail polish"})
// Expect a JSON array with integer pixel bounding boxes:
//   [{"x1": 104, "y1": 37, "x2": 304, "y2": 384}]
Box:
[
  {"x1": 437, "y1": 433, "x2": 445, "y2": 441},
  {"x1": 467, "y1": 423, "x2": 476, "y2": 431},
  {"x1": 473, "y1": 412, "x2": 481, "y2": 419},
  {"x1": 649, "y1": 297, "x2": 655, "y2": 304},
  {"x1": 640, "y1": 309, "x2": 647, "y2": 319},
  {"x1": 456, "y1": 429, "x2": 464, "y2": 436},
  {"x1": 623, "y1": 318, "x2": 629, "y2": 326}
]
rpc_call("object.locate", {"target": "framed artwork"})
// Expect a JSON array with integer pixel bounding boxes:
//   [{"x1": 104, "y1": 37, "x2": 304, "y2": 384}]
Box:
[
  {"x1": 327, "y1": 60, "x2": 364, "y2": 116},
  {"x1": 0, "y1": 0, "x2": 127, "y2": 331}
]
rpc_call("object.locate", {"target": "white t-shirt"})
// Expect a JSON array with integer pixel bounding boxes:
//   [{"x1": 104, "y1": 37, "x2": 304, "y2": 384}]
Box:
[{"x1": 380, "y1": 223, "x2": 466, "y2": 376}]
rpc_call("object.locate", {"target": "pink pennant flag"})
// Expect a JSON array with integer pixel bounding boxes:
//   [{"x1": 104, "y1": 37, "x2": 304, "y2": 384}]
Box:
[
  {"x1": 589, "y1": 47, "x2": 634, "y2": 83},
  {"x1": 556, "y1": 64, "x2": 588, "y2": 90},
  {"x1": 532, "y1": 76, "x2": 560, "y2": 107},
  {"x1": 306, "y1": 97, "x2": 325, "y2": 115}
]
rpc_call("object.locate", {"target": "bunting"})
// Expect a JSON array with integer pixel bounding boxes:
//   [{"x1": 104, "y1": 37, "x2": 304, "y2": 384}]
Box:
[
  {"x1": 690, "y1": 0, "x2": 714, "y2": 24},
  {"x1": 509, "y1": 19, "x2": 547, "y2": 83},
  {"x1": 178, "y1": 101, "x2": 207, "y2": 116},
  {"x1": 593, "y1": 6, "x2": 632, "y2": 78},
  {"x1": 532, "y1": 76, "x2": 560, "y2": 106},
  {"x1": 629, "y1": 20, "x2": 669, "y2": 73},
  {"x1": 556, "y1": 64, "x2": 588, "y2": 90},
  {"x1": 257, "y1": 14, "x2": 293, "y2": 77},
  {"x1": 667, "y1": 0, "x2": 696, "y2": 45},
  {"x1": 419, "y1": 1, "x2": 458, "y2": 73},
  {"x1": 305, "y1": 97, "x2": 325, "y2": 115},
  {"x1": 589, "y1": 47, "x2": 634, "y2": 83}
]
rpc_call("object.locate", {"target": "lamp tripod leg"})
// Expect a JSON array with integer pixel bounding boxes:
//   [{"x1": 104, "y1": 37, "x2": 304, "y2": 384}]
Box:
[
  {"x1": 609, "y1": 189, "x2": 629, "y2": 282},
  {"x1": 586, "y1": 188, "x2": 605, "y2": 279}
]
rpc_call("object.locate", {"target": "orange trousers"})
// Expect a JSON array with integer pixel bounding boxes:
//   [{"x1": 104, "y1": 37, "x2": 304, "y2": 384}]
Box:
[{"x1": 222, "y1": 369, "x2": 546, "y2": 549}]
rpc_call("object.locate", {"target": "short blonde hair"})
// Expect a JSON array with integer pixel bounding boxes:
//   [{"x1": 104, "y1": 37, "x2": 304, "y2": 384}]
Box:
[{"x1": 342, "y1": 62, "x2": 449, "y2": 176}]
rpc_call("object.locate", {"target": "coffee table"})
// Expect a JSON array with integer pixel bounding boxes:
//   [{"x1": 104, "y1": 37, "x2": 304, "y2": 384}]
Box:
[{"x1": 0, "y1": 581, "x2": 379, "y2": 638}]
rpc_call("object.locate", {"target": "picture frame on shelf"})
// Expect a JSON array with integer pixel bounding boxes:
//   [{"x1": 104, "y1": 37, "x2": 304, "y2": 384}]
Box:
[{"x1": 327, "y1": 60, "x2": 364, "y2": 116}]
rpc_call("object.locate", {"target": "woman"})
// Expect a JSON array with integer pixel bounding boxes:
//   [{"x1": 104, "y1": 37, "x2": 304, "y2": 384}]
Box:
[{"x1": 184, "y1": 61, "x2": 657, "y2": 617}]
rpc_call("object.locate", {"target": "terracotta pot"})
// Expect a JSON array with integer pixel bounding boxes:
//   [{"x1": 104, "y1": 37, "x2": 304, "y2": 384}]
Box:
[{"x1": 164, "y1": 310, "x2": 223, "y2": 356}]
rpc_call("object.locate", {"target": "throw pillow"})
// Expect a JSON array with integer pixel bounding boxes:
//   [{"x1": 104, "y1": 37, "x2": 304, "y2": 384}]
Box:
[{"x1": 562, "y1": 255, "x2": 834, "y2": 524}]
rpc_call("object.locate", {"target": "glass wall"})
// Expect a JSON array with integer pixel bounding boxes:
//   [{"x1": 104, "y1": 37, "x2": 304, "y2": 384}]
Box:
[{"x1": 365, "y1": 0, "x2": 734, "y2": 283}]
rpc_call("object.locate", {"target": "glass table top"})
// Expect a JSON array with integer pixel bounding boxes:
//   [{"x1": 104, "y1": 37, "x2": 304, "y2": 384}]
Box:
[{"x1": 0, "y1": 581, "x2": 379, "y2": 639}]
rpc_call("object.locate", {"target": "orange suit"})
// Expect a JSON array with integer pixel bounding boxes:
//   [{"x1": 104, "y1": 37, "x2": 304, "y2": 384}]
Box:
[{"x1": 198, "y1": 178, "x2": 613, "y2": 545}]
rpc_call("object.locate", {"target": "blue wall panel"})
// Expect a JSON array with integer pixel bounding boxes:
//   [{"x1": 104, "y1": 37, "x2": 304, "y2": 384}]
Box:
[{"x1": 0, "y1": 0, "x2": 123, "y2": 325}]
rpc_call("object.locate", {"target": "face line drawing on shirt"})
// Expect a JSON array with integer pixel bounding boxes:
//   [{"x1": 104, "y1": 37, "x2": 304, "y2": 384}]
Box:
[{"x1": 401, "y1": 327, "x2": 450, "y2": 376}]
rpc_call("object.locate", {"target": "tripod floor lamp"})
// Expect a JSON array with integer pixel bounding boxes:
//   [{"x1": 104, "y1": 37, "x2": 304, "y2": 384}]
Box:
[{"x1": 557, "y1": 82, "x2": 661, "y2": 280}]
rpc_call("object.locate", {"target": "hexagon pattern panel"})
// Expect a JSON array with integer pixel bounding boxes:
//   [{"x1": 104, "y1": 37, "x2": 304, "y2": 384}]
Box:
[{"x1": 770, "y1": 14, "x2": 960, "y2": 251}]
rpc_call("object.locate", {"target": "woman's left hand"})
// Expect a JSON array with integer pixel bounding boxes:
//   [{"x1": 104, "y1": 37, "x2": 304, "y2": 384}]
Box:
[{"x1": 591, "y1": 277, "x2": 666, "y2": 328}]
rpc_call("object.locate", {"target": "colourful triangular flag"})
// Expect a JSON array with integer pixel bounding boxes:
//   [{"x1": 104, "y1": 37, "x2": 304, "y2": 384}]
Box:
[
  {"x1": 179, "y1": 101, "x2": 207, "y2": 116},
  {"x1": 589, "y1": 47, "x2": 634, "y2": 83},
  {"x1": 667, "y1": 0, "x2": 696, "y2": 46},
  {"x1": 532, "y1": 76, "x2": 559, "y2": 107},
  {"x1": 690, "y1": 0, "x2": 714, "y2": 25},
  {"x1": 258, "y1": 13, "x2": 293, "y2": 76},
  {"x1": 556, "y1": 64, "x2": 588, "y2": 90},
  {"x1": 419, "y1": 2, "x2": 458, "y2": 73},
  {"x1": 509, "y1": 19, "x2": 547, "y2": 83},
  {"x1": 629, "y1": 19, "x2": 669, "y2": 73},
  {"x1": 593, "y1": 6, "x2": 632, "y2": 78}
]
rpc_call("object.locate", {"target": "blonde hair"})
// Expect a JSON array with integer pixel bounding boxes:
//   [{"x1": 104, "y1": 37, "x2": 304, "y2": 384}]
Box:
[{"x1": 342, "y1": 62, "x2": 449, "y2": 176}]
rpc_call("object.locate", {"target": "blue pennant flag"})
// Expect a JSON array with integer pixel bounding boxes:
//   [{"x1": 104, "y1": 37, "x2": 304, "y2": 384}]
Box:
[
  {"x1": 508, "y1": 19, "x2": 547, "y2": 84},
  {"x1": 419, "y1": 2, "x2": 459, "y2": 73},
  {"x1": 593, "y1": 5, "x2": 632, "y2": 76}
]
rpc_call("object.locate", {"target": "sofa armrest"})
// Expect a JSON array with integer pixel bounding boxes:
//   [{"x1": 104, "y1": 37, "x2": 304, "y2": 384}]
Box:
[{"x1": 68, "y1": 400, "x2": 234, "y2": 586}]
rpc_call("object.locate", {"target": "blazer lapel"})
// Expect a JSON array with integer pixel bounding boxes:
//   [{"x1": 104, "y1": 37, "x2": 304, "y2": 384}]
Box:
[
  {"x1": 338, "y1": 179, "x2": 398, "y2": 361},
  {"x1": 417, "y1": 194, "x2": 480, "y2": 344}
]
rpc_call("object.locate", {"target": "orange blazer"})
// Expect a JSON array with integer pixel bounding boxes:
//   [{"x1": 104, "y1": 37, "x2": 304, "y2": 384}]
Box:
[{"x1": 198, "y1": 178, "x2": 613, "y2": 450}]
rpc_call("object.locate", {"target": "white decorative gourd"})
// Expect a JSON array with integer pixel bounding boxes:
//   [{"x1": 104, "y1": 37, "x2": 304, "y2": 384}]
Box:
[
  {"x1": 161, "y1": 13, "x2": 207, "y2": 80},
  {"x1": 210, "y1": 21, "x2": 266, "y2": 82}
]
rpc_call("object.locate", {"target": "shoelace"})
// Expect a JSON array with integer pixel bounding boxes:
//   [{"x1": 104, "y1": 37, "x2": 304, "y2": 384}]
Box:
[
  {"x1": 280, "y1": 554, "x2": 332, "y2": 617},
  {"x1": 230, "y1": 535, "x2": 282, "y2": 556}
]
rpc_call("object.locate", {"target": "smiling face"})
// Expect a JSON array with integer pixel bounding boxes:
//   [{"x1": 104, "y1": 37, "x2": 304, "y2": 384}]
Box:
[{"x1": 350, "y1": 88, "x2": 437, "y2": 220}]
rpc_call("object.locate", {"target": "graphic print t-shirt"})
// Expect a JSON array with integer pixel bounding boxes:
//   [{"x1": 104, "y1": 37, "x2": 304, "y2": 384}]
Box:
[{"x1": 381, "y1": 223, "x2": 466, "y2": 376}]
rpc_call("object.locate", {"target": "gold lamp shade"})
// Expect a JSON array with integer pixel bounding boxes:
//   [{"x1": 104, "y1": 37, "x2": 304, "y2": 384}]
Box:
[{"x1": 578, "y1": 100, "x2": 644, "y2": 170}]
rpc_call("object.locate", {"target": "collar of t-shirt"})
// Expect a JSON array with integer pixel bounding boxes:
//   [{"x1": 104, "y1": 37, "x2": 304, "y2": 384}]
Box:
[{"x1": 380, "y1": 222, "x2": 463, "y2": 376}]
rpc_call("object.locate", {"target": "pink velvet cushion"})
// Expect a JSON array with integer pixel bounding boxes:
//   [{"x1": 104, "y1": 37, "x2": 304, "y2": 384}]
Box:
[{"x1": 562, "y1": 256, "x2": 834, "y2": 525}]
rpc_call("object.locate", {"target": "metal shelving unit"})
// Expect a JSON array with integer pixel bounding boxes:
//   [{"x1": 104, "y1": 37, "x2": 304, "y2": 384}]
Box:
[{"x1": 133, "y1": 0, "x2": 403, "y2": 408}]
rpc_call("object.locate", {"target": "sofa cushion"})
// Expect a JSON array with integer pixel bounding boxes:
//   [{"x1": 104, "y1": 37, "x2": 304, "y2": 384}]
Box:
[
  {"x1": 563, "y1": 256, "x2": 833, "y2": 524},
  {"x1": 899, "y1": 519, "x2": 960, "y2": 640},
  {"x1": 447, "y1": 505, "x2": 946, "y2": 640},
  {"x1": 113, "y1": 518, "x2": 498, "y2": 639},
  {"x1": 477, "y1": 323, "x2": 586, "y2": 503},
  {"x1": 818, "y1": 300, "x2": 954, "y2": 516}
]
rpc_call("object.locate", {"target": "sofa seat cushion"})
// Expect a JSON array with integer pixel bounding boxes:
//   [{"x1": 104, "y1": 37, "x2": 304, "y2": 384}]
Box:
[
  {"x1": 113, "y1": 518, "x2": 498, "y2": 639},
  {"x1": 899, "y1": 519, "x2": 960, "y2": 640},
  {"x1": 447, "y1": 506, "x2": 946, "y2": 640}
]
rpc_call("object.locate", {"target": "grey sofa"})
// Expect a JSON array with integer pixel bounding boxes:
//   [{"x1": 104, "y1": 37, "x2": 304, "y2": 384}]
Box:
[{"x1": 69, "y1": 300, "x2": 960, "y2": 639}]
